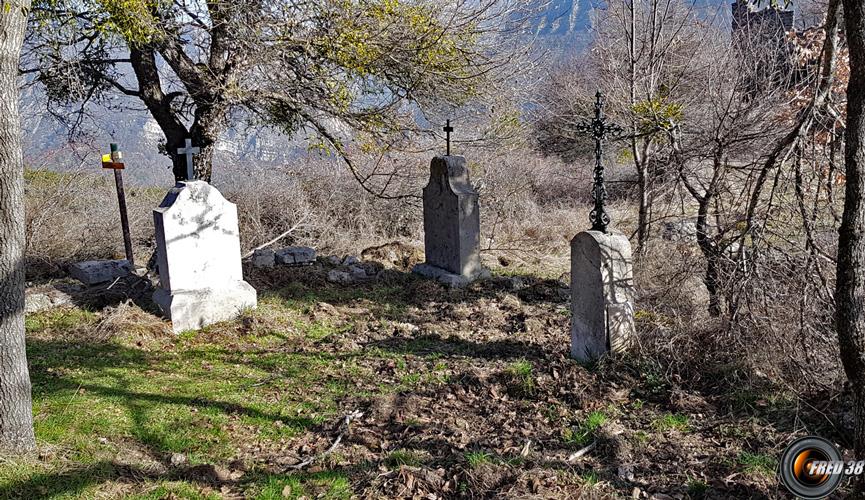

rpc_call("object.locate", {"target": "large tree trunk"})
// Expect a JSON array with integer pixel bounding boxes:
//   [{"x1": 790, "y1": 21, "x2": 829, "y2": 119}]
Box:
[
  {"x1": 0, "y1": 0, "x2": 36, "y2": 454},
  {"x1": 129, "y1": 46, "x2": 225, "y2": 183},
  {"x1": 837, "y1": 0, "x2": 865, "y2": 465}
]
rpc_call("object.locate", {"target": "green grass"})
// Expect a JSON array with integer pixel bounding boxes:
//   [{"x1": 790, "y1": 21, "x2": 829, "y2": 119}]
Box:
[
  {"x1": 506, "y1": 359, "x2": 535, "y2": 395},
  {"x1": 687, "y1": 477, "x2": 710, "y2": 498},
  {"x1": 385, "y1": 450, "x2": 425, "y2": 468},
  {"x1": 738, "y1": 452, "x2": 777, "y2": 476},
  {"x1": 24, "y1": 308, "x2": 99, "y2": 334},
  {"x1": 562, "y1": 411, "x2": 607, "y2": 447},
  {"x1": 652, "y1": 413, "x2": 690, "y2": 433},
  {"x1": 2, "y1": 306, "x2": 399, "y2": 498},
  {"x1": 255, "y1": 471, "x2": 353, "y2": 499},
  {"x1": 580, "y1": 471, "x2": 600, "y2": 486},
  {"x1": 465, "y1": 451, "x2": 494, "y2": 468}
]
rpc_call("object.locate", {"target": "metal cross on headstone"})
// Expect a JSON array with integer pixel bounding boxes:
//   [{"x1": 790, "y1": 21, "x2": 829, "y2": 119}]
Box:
[
  {"x1": 575, "y1": 90, "x2": 624, "y2": 233},
  {"x1": 443, "y1": 120, "x2": 454, "y2": 156},
  {"x1": 177, "y1": 138, "x2": 200, "y2": 181}
]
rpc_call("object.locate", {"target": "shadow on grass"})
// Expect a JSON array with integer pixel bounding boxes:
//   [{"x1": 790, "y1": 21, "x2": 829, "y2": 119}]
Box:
[
  {"x1": 250, "y1": 265, "x2": 567, "y2": 316},
  {"x1": 11, "y1": 337, "x2": 348, "y2": 497},
  {"x1": 365, "y1": 332, "x2": 550, "y2": 361},
  {"x1": 0, "y1": 461, "x2": 143, "y2": 499}
]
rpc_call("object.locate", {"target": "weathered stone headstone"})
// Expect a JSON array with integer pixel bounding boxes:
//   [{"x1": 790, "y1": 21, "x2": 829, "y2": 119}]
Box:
[
  {"x1": 152, "y1": 181, "x2": 257, "y2": 333},
  {"x1": 69, "y1": 259, "x2": 132, "y2": 285},
  {"x1": 412, "y1": 155, "x2": 488, "y2": 287},
  {"x1": 570, "y1": 230, "x2": 635, "y2": 362}
]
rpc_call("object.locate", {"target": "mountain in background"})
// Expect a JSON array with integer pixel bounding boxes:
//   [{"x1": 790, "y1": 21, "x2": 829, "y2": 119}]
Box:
[{"x1": 527, "y1": 0, "x2": 593, "y2": 51}]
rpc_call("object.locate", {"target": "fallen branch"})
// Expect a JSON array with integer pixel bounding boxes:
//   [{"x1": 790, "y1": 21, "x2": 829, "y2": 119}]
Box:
[
  {"x1": 241, "y1": 218, "x2": 308, "y2": 259},
  {"x1": 285, "y1": 409, "x2": 364, "y2": 471},
  {"x1": 567, "y1": 441, "x2": 596, "y2": 462}
]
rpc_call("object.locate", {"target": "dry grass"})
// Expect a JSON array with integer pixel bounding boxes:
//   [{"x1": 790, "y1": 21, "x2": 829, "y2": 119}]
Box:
[{"x1": 23, "y1": 146, "x2": 846, "y2": 419}]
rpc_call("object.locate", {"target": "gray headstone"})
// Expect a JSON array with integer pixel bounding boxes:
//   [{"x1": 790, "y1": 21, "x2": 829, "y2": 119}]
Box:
[
  {"x1": 152, "y1": 181, "x2": 257, "y2": 333},
  {"x1": 69, "y1": 259, "x2": 132, "y2": 285},
  {"x1": 412, "y1": 155, "x2": 487, "y2": 286},
  {"x1": 570, "y1": 230, "x2": 635, "y2": 362}
]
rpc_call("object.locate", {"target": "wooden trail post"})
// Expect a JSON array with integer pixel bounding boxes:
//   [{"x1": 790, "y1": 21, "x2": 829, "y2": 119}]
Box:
[{"x1": 102, "y1": 143, "x2": 134, "y2": 266}]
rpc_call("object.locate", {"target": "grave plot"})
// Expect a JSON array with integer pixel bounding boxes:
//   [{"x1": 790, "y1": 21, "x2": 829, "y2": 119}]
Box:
[{"x1": 9, "y1": 263, "x2": 822, "y2": 499}]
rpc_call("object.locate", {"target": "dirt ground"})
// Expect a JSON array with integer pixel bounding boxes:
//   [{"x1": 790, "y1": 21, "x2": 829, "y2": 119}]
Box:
[{"x1": 11, "y1": 253, "x2": 851, "y2": 499}]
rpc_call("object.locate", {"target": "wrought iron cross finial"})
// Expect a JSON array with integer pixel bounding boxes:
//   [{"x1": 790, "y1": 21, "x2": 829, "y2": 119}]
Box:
[
  {"x1": 443, "y1": 120, "x2": 454, "y2": 156},
  {"x1": 575, "y1": 91, "x2": 623, "y2": 233}
]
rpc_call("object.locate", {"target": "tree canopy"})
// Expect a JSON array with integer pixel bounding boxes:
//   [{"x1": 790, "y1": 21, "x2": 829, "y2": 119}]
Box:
[{"x1": 25, "y1": 0, "x2": 526, "y2": 182}]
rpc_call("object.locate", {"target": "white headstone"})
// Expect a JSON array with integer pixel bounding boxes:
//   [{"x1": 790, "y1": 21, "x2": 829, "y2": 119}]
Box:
[
  {"x1": 152, "y1": 181, "x2": 256, "y2": 333},
  {"x1": 570, "y1": 230, "x2": 635, "y2": 362}
]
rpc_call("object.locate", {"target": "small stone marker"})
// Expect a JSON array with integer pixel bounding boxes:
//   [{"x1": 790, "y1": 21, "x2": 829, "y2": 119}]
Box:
[
  {"x1": 69, "y1": 259, "x2": 132, "y2": 286},
  {"x1": 152, "y1": 181, "x2": 257, "y2": 333},
  {"x1": 570, "y1": 91, "x2": 635, "y2": 361},
  {"x1": 570, "y1": 231, "x2": 635, "y2": 361},
  {"x1": 412, "y1": 154, "x2": 488, "y2": 287}
]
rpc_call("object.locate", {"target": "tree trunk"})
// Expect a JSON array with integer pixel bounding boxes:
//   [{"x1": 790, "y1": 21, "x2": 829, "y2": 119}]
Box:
[
  {"x1": 189, "y1": 104, "x2": 228, "y2": 183},
  {"x1": 0, "y1": 0, "x2": 36, "y2": 454},
  {"x1": 635, "y1": 143, "x2": 650, "y2": 256},
  {"x1": 837, "y1": 0, "x2": 865, "y2": 466},
  {"x1": 696, "y1": 197, "x2": 722, "y2": 317},
  {"x1": 129, "y1": 47, "x2": 194, "y2": 183}
]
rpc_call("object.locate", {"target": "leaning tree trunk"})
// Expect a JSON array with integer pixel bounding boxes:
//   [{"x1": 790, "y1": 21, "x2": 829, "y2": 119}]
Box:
[
  {"x1": 837, "y1": 0, "x2": 865, "y2": 467},
  {"x1": 0, "y1": 0, "x2": 36, "y2": 454}
]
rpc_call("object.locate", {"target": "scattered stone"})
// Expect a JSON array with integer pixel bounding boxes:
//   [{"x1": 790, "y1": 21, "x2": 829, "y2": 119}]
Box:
[
  {"x1": 251, "y1": 249, "x2": 275, "y2": 269},
  {"x1": 392, "y1": 322, "x2": 420, "y2": 334},
  {"x1": 327, "y1": 270, "x2": 354, "y2": 284},
  {"x1": 412, "y1": 155, "x2": 488, "y2": 287},
  {"x1": 327, "y1": 255, "x2": 342, "y2": 265},
  {"x1": 275, "y1": 246, "x2": 316, "y2": 266},
  {"x1": 170, "y1": 452, "x2": 187, "y2": 466},
  {"x1": 24, "y1": 289, "x2": 75, "y2": 313},
  {"x1": 618, "y1": 464, "x2": 635, "y2": 481},
  {"x1": 342, "y1": 255, "x2": 360, "y2": 266},
  {"x1": 413, "y1": 263, "x2": 471, "y2": 288},
  {"x1": 349, "y1": 265, "x2": 368, "y2": 279},
  {"x1": 69, "y1": 259, "x2": 133, "y2": 285},
  {"x1": 571, "y1": 230, "x2": 635, "y2": 362},
  {"x1": 152, "y1": 181, "x2": 257, "y2": 333}
]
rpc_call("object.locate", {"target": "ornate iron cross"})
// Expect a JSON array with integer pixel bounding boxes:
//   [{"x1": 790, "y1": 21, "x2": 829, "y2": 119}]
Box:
[
  {"x1": 443, "y1": 120, "x2": 454, "y2": 156},
  {"x1": 575, "y1": 91, "x2": 623, "y2": 233}
]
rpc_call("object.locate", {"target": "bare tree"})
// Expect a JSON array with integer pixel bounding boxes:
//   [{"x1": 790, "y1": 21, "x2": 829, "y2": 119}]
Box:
[
  {"x1": 533, "y1": 0, "x2": 707, "y2": 254},
  {"x1": 836, "y1": 0, "x2": 865, "y2": 467},
  {"x1": 0, "y1": 0, "x2": 35, "y2": 455}
]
